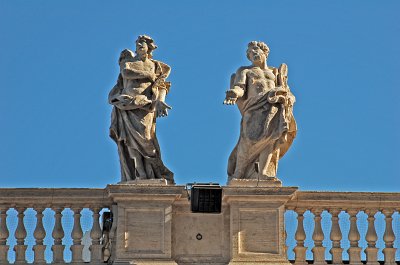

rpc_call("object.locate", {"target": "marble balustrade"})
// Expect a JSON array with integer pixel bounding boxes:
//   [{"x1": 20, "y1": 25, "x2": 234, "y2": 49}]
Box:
[
  {"x1": 0, "y1": 188, "x2": 399, "y2": 264},
  {"x1": 0, "y1": 188, "x2": 111, "y2": 264},
  {"x1": 286, "y1": 191, "x2": 400, "y2": 265}
]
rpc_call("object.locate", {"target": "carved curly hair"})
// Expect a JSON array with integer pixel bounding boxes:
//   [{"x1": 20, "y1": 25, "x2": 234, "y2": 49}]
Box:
[
  {"x1": 246, "y1": 41, "x2": 270, "y2": 60},
  {"x1": 135, "y1": 35, "x2": 158, "y2": 58}
]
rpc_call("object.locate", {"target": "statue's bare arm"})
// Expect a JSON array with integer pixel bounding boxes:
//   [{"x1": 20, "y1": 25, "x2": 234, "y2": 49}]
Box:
[
  {"x1": 224, "y1": 68, "x2": 247, "y2": 105},
  {"x1": 155, "y1": 89, "x2": 171, "y2": 118}
]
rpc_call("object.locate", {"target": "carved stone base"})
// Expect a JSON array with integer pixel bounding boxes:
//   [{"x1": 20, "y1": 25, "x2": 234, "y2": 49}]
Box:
[
  {"x1": 229, "y1": 261, "x2": 291, "y2": 265},
  {"x1": 0, "y1": 245, "x2": 9, "y2": 263},
  {"x1": 224, "y1": 186, "x2": 297, "y2": 265},
  {"x1": 107, "y1": 184, "x2": 183, "y2": 264},
  {"x1": 118, "y1": 179, "x2": 172, "y2": 185},
  {"x1": 330, "y1": 248, "x2": 343, "y2": 264},
  {"x1": 348, "y1": 247, "x2": 362, "y2": 264},
  {"x1": 383, "y1": 248, "x2": 397, "y2": 265},
  {"x1": 293, "y1": 246, "x2": 307, "y2": 264},
  {"x1": 14, "y1": 245, "x2": 28, "y2": 264},
  {"x1": 106, "y1": 184, "x2": 298, "y2": 265},
  {"x1": 365, "y1": 247, "x2": 379, "y2": 265},
  {"x1": 112, "y1": 259, "x2": 178, "y2": 265},
  {"x1": 51, "y1": 245, "x2": 65, "y2": 263},
  {"x1": 70, "y1": 245, "x2": 84, "y2": 262},
  {"x1": 228, "y1": 178, "x2": 282, "y2": 187},
  {"x1": 33, "y1": 245, "x2": 46, "y2": 263},
  {"x1": 312, "y1": 246, "x2": 326, "y2": 265}
]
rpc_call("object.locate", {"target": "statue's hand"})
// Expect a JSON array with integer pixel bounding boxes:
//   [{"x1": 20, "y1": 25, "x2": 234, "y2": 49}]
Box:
[
  {"x1": 269, "y1": 89, "x2": 287, "y2": 104},
  {"x1": 119, "y1": 94, "x2": 134, "y2": 103},
  {"x1": 155, "y1": 101, "x2": 172, "y2": 118},
  {"x1": 224, "y1": 90, "x2": 238, "y2": 105}
]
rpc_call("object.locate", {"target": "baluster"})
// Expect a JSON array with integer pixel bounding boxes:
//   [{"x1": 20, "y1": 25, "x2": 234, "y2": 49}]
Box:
[
  {"x1": 364, "y1": 209, "x2": 379, "y2": 265},
  {"x1": 71, "y1": 207, "x2": 83, "y2": 263},
  {"x1": 382, "y1": 209, "x2": 396, "y2": 265},
  {"x1": 33, "y1": 207, "x2": 46, "y2": 264},
  {"x1": 311, "y1": 208, "x2": 325, "y2": 264},
  {"x1": 90, "y1": 207, "x2": 102, "y2": 263},
  {"x1": 329, "y1": 208, "x2": 342, "y2": 264},
  {"x1": 14, "y1": 207, "x2": 27, "y2": 264},
  {"x1": 294, "y1": 208, "x2": 307, "y2": 264},
  {"x1": 347, "y1": 209, "x2": 361, "y2": 264},
  {"x1": 0, "y1": 206, "x2": 9, "y2": 264},
  {"x1": 51, "y1": 207, "x2": 65, "y2": 263}
]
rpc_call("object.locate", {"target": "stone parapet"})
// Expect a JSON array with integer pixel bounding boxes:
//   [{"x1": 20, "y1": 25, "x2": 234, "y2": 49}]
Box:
[
  {"x1": 224, "y1": 186, "x2": 297, "y2": 265},
  {"x1": 0, "y1": 187, "x2": 398, "y2": 264}
]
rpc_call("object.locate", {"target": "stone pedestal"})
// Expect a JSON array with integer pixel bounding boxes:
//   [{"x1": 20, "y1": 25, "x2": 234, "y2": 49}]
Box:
[
  {"x1": 172, "y1": 194, "x2": 230, "y2": 265},
  {"x1": 107, "y1": 182, "x2": 297, "y2": 265},
  {"x1": 312, "y1": 246, "x2": 326, "y2": 265},
  {"x1": 365, "y1": 247, "x2": 380, "y2": 265},
  {"x1": 383, "y1": 248, "x2": 397, "y2": 265},
  {"x1": 223, "y1": 185, "x2": 297, "y2": 265},
  {"x1": 228, "y1": 178, "x2": 282, "y2": 187},
  {"x1": 348, "y1": 247, "x2": 362, "y2": 264},
  {"x1": 107, "y1": 184, "x2": 184, "y2": 265}
]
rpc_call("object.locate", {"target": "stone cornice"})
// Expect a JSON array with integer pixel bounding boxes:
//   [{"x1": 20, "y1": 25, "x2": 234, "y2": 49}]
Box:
[
  {"x1": 0, "y1": 188, "x2": 111, "y2": 208},
  {"x1": 286, "y1": 190, "x2": 400, "y2": 210}
]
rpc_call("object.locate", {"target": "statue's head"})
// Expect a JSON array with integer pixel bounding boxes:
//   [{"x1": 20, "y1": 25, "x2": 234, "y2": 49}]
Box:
[
  {"x1": 135, "y1": 35, "x2": 158, "y2": 58},
  {"x1": 246, "y1": 41, "x2": 270, "y2": 64}
]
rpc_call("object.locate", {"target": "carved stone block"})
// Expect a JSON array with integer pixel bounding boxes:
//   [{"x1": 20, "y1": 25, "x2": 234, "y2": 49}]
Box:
[{"x1": 238, "y1": 209, "x2": 279, "y2": 254}]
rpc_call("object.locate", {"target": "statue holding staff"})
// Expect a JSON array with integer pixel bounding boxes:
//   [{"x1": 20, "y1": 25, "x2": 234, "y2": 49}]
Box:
[{"x1": 224, "y1": 41, "x2": 297, "y2": 183}]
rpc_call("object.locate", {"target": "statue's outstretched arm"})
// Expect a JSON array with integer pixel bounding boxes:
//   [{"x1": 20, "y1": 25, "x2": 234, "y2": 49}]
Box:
[{"x1": 224, "y1": 69, "x2": 247, "y2": 105}]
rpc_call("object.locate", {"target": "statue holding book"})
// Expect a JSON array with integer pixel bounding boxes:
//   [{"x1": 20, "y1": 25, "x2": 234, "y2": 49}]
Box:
[{"x1": 108, "y1": 35, "x2": 174, "y2": 183}]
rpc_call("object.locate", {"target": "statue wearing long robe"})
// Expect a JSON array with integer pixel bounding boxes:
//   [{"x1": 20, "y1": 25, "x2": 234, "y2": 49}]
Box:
[{"x1": 109, "y1": 46, "x2": 173, "y2": 183}]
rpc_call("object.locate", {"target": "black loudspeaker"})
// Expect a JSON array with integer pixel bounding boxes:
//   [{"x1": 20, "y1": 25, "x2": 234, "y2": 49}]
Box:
[{"x1": 191, "y1": 184, "x2": 222, "y2": 213}]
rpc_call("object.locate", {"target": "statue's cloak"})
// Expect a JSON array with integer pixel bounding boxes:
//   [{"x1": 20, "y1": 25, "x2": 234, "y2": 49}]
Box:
[
  {"x1": 109, "y1": 59, "x2": 173, "y2": 183},
  {"x1": 227, "y1": 68, "x2": 297, "y2": 179}
]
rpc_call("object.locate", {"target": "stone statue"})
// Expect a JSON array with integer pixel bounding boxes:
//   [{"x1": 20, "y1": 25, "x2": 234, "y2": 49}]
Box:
[
  {"x1": 109, "y1": 35, "x2": 174, "y2": 183},
  {"x1": 224, "y1": 41, "x2": 297, "y2": 183}
]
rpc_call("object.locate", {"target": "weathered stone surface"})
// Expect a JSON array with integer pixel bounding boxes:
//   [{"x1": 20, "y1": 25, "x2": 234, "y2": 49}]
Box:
[
  {"x1": 107, "y1": 184, "x2": 183, "y2": 264},
  {"x1": 109, "y1": 35, "x2": 174, "y2": 184},
  {"x1": 224, "y1": 41, "x2": 297, "y2": 184},
  {"x1": 285, "y1": 191, "x2": 400, "y2": 209},
  {"x1": 172, "y1": 196, "x2": 230, "y2": 265},
  {"x1": 106, "y1": 184, "x2": 297, "y2": 265},
  {"x1": 228, "y1": 178, "x2": 282, "y2": 187},
  {"x1": 1, "y1": 187, "x2": 400, "y2": 264},
  {"x1": 238, "y1": 209, "x2": 279, "y2": 254},
  {"x1": 224, "y1": 186, "x2": 297, "y2": 265},
  {"x1": 0, "y1": 188, "x2": 110, "y2": 207}
]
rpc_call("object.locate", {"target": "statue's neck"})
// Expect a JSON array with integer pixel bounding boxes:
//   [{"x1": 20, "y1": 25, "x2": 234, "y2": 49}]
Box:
[
  {"x1": 253, "y1": 60, "x2": 267, "y2": 69},
  {"x1": 136, "y1": 53, "x2": 149, "y2": 62}
]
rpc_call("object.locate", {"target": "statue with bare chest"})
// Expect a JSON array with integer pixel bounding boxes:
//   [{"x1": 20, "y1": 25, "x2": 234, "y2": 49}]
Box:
[{"x1": 224, "y1": 41, "x2": 297, "y2": 184}]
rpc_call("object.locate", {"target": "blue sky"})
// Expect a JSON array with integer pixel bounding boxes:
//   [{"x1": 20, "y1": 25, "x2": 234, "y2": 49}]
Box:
[{"x1": 0, "y1": 0, "x2": 399, "y2": 191}]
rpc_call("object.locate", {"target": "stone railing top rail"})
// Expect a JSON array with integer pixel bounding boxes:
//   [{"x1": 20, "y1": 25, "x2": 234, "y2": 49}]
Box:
[
  {"x1": 0, "y1": 188, "x2": 111, "y2": 208},
  {"x1": 286, "y1": 190, "x2": 400, "y2": 210},
  {"x1": 0, "y1": 187, "x2": 399, "y2": 210}
]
